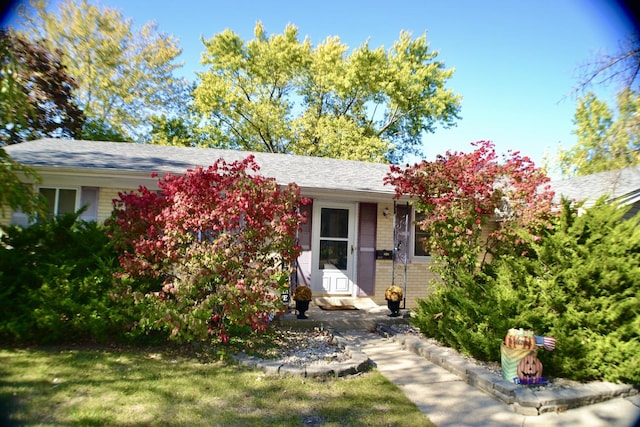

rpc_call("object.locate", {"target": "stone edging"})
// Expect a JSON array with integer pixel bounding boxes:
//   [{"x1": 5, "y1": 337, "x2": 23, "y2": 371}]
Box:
[
  {"x1": 231, "y1": 328, "x2": 371, "y2": 379},
  {"x1": 377, "y1": 324, "x2": 639, "y2": 416}
]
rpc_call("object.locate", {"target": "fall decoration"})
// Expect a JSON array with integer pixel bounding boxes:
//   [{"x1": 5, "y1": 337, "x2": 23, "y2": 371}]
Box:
[
  {"x1": 384, "y1": 285, "x2": 403, "y2": 302},
  {"x1": 504, "y1": 328, "x2": 536, "y2": 350},
  {"x1": 500, "y1": 343, "x2": 534, "y2": 382},
  {"x1": 292, "y1": 285, "x2": 312, "y2": 301},
  {"x1": 384, "y1": 285, "x2": 403, "y2": 317},
  {"x1": 517, "y1": 353, "x2": 544, "y2": 383},
  {"x1": 292, "y1": 286, "x2": 312, "y2": 319},
  {"x1": 502, "y1": 328, "x2": 555, "y2": 383}
]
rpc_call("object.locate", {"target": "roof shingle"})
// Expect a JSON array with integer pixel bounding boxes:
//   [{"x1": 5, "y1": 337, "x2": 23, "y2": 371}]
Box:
[
  {"x1": 550, "y1": 166, "x2": 640, "y2": 206},
  {"x1": 4, "y1": 138, "x2": 395, "y2": 196}
]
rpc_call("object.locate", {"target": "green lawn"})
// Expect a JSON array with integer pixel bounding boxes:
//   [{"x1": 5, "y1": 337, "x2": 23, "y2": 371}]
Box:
[{"x1": 0, "y1": 347, "x2": 434, "y2": 426}]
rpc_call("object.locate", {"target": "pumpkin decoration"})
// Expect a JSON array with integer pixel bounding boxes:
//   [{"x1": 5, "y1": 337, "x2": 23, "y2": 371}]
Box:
[
  {"x1": 384, "y1": 285, "x2": 403, "y2": 302},
  {"x1": 292, "y1": 285, "x2": 312, "y2": 301},
  {"x1": 504, "y1": 328, "x2": 536, "y2": 350},
  {"x1": 517, "y1": 352, "x2": 543, "y2": 382},
  {"x1": 502, "y1": 328, "x2": 555, "y2": 383}
]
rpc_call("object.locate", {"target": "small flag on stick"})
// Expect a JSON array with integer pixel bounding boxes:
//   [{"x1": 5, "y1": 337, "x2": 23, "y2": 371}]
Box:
[{"x1": 534, "y1": 335, "x2": 555, "y2": 351}]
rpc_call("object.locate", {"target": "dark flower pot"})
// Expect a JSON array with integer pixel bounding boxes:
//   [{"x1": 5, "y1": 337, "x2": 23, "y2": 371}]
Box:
[
  {"x1": 387, "y1": 299, "x2": 401, "y2": 317},
  {"x1": 295, "y1": 299, "x2": 310, "y2": 319}
]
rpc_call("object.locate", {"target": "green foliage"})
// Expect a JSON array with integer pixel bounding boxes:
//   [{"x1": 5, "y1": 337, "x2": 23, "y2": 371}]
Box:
[
  {"x1": 0, "y1": 212, "x2": 136, "y2": 344},
  {"x1": 411, "y1": 268, "x2": 507, "y2": 361},
  {"x1": 146, "y1": 115, "x2": 196, "y2": 146},
  {"x1": 194, "y1": 22, "x2": 460, "y2": 163},
  {"x1": 560, "y1": 34, "x2": 640, "y2": 177},
  {"x1": 558, "y1": 89, "x2": 640, "y2": 176},
  {"x1": 144, "y1": 82, "x2": 219, "y2": 147},
  {"x1": 17, "y1": 0, "x2": 186, "y2": 142},
  {"x1": 80, "y1": 117, "x2": 127, "y2": 142},
  {"x1": 0, "y1": 148, "x2": 45, "y2": 219},
  {"x1": 413, "y1": 199, "x2": 640, "y2": 383}
]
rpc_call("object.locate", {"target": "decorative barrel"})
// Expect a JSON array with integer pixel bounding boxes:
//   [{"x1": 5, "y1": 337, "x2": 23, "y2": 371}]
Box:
[{"x1": 501, "y1": 343, "x2": 537, "y2": 382}]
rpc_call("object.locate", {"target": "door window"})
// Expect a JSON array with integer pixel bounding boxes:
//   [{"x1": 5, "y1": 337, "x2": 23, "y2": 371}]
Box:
[
  {"x1": 320, "y1": 208, "x2": 349, "y2": 238},
  {"x1": 319, "y1": 207, "x2": 349, "y2": 270}
]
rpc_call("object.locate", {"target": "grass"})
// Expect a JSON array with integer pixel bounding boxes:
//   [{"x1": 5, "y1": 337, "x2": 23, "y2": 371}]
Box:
[{"x1": 0, "y1": 346, "x2": 434, "y2": 426}]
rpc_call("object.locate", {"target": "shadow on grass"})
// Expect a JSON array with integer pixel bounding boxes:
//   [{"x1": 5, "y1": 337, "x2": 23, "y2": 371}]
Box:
[
  {"x1": 0, "y1": 347, "x2": 433, "y2": 426},
  {"x1": 0, "y1": 387, "x2": 18, "y2": 427}
]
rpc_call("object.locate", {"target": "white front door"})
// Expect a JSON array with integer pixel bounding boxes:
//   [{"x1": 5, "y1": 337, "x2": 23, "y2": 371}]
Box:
[{"x1": 311, "y1": 202, "x2": 356, "y2": 295}]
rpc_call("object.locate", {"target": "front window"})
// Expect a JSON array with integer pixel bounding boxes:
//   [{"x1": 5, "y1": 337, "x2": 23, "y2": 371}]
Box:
[
  {"x1": 395, "y1": 204, "x2": 430, "y2": 261},
  {"x1": 414, "y1": 211, "x2": 430, "y2": 257},
  {"x1": 39, "y1": 187, "x2": 77, "y2": 221}
]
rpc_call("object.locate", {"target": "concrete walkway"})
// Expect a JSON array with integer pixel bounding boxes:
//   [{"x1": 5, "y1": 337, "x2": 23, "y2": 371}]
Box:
[
  {"x1": 340, "y1": 329, "x2": 640, "y2": 427},
  {"x1": 277, "y1": 304, "x2": 640, "y2": 427}
]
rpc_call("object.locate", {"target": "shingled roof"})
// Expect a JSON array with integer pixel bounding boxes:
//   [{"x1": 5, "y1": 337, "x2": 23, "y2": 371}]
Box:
[
  {"x1": 4, "y1": 138, "x2": 395, "y2": 197},
  {"x1": 9, "y1": 138, "x2": 640, "y2": 213},
  {"x1": 550, "y1": 165, "x2": 640, "y2": 207}
]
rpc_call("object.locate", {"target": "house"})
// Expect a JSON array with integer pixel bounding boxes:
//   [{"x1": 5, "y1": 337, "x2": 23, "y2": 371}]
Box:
[
  {"x1": 3, "y1": 138, "x2": 437, "y2": 309},
  {"x1": 549, "y1": 165, "x2": 640, "y2": 219}
]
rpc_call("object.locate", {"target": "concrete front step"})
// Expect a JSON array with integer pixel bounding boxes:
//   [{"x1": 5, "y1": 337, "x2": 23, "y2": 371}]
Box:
[
  {"x1": 312, "y1": 296, "x2": 380, "y2": 309},
  {"x1": 277, "y1": 302, "x2": 410, "y2": 331}
]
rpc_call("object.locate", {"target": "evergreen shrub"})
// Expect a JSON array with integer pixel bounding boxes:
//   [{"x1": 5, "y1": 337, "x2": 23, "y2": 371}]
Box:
[
  {"x1": 0, "y1": 213, "x2": 136, "y2": 344},
  {"x1": 412, "y1": 199, "x2": 640, "y2": 383}
]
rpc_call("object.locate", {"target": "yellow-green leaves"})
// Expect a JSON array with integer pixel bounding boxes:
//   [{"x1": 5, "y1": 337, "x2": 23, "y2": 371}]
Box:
[
  {"x1": 195, "y1": 22, "x2": 460, "y2": 162},
  {"x1": 17, "y1": 0, "x2": 185, "y2": 142},
  {"x1": 560, "y1": 89, "x2": 640, "y2": 176}
]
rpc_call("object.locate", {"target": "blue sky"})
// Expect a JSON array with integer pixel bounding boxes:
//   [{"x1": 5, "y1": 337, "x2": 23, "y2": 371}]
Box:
[{"x1": 3, "y1": 1, "x2": 637, "y2": 175}]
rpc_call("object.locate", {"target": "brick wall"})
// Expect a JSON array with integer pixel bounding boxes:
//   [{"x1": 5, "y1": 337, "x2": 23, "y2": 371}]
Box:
[{"x1": 372, "y1": 203, "x2": 437, "y2": 308}]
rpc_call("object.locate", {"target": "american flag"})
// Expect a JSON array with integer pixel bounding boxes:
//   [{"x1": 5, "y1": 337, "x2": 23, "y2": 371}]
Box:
[{"x1": 535, "y1": 335, "x2": 556, "y2": 351}]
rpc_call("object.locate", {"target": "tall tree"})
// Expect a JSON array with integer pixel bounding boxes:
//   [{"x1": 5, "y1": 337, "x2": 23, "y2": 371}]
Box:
[
  {"x1": 575, "y1": 34, "x2": 640, "y2": 93},
  {"x1": 558, "y1": 34, "x2": 640, "y2": 176},
  {"x1": 144, "y1": 83, "x2": 218, "y2": 147},
  {"x1": 559, "y1": 89, "x2": 640, "y2": 176},
  {"x1": 0, "y1": 29, "x2": 83, "y2": 145},
  {"x1": 194, "y1": 22, "x2": 461, "y2": 163},
  {"x1": 17, "y1": 0, "x2": 186, "y2": 142}
]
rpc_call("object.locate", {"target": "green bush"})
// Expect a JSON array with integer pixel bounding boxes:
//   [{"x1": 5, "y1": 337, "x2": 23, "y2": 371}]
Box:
[
  {"x1": 412, "y1": 199, "x2": 640, "y2": 384},
  {"x1": 0, "y1": 213, "x2": 137, "y2": 344},
  {"x1": 412, "y1": 268, "x2": 507, "y2": 361}
]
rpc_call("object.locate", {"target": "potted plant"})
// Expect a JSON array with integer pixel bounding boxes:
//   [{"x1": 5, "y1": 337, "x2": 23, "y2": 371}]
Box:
[
  {"x1": 384, "y1": 285, "x2": 403, "y2": 317},
  {"x1": 292, "y1": 285, "x2": 312, "y2": 319}
]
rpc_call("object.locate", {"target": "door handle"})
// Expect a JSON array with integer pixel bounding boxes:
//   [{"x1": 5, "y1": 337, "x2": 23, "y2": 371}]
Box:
[{"x1": 351, "y1": 245, "x2": 355, "y2": 254}]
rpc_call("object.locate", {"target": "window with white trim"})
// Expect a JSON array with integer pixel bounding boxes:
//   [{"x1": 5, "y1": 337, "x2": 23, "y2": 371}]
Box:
[
  {"x1": 10, "y1": 186, "x2": 99, "y2": 226},
  {"x1": 39, "y1": 187, "x2": 78, "y2": 221},
  {"x1": 395, "y1": 205, "x2": 430, "y2": 261},
  {"x1": 413, "y1": 211, "x2": 430, "y2": 258}
]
